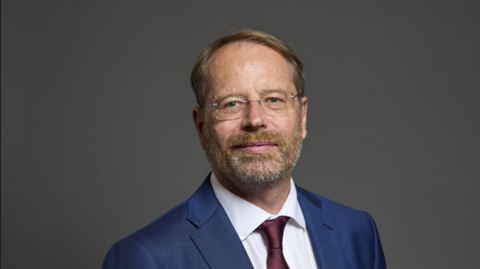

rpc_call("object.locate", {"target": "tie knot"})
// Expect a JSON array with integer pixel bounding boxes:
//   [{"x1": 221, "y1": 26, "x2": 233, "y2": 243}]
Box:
[{"x1": 256, "y1": 216, "x2": 290, "y2": 250}]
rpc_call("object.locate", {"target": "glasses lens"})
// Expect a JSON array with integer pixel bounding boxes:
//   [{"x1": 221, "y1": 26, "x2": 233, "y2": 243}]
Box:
[
  {"x1": 261, "y1": 92, "x2": 290, "y2": 111},
  {"x1": 214, "y1": 97, "x2": 246, "y2": 120},
  {"x1": 213, "y1": 92, "x2": 296, "y2": 120}
]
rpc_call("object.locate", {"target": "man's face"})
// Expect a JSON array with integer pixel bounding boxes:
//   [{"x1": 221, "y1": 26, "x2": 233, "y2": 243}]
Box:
[{"x1": 193, "y1": 42, "x2": 307, "y2": 189}]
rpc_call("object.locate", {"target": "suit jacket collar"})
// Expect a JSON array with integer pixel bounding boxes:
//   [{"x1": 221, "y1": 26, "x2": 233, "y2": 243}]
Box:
[
  {"x1": 187, "y1": 174, "x2": 254, "y2": 269},
  {"x1": 186, "y1": 175, "x2": 347, "y2": 269},
  {"x1": 297, "y1": 186, "x2": 348, "y2": 269}
]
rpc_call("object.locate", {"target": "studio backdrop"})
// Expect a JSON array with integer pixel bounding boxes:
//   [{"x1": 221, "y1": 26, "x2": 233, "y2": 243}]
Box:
[{"x1": 2, "y1": 1, "x2": 479, "y2": 268}]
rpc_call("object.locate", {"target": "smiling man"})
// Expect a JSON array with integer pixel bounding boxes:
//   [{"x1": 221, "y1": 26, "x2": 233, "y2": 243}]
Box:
[{"x1": 102, "y1": 29, "x2": 386, "y2": 269}]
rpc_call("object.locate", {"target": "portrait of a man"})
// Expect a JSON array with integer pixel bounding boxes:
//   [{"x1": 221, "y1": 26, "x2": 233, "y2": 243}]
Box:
[
  {"x1": 3, "y1": 2, "x2": 478, "y2": 269},
  {"x1": 101, "y1": 29, "x2": 386, "y2": 269}
]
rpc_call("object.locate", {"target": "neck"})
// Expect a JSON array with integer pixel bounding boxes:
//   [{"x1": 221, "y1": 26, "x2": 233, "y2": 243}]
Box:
[{"x1": 213, "y1": 171, "x2": 292, "y2": 215}]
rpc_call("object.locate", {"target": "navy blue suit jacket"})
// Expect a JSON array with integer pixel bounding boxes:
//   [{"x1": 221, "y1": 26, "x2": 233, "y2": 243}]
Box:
[{"x1": 102, "y1": 175, "x2": 386, "y2": 269}]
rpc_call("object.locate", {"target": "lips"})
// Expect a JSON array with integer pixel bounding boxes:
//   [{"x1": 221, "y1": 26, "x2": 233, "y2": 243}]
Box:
[
  {"x1": 233, "y1": 141, "x2": 277, "y2": 154},
  {"x1": 235, "y1": 142, "x2": 276, "y2": 147},
  {"x1": 226, "y1": 131, "x2": 285, "y2": 154}
]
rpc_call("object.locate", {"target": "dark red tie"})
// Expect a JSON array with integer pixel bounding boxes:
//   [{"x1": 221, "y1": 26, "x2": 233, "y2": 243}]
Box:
[{"x1": 256, "y1": 216, "x2": 290, "y2": 269}]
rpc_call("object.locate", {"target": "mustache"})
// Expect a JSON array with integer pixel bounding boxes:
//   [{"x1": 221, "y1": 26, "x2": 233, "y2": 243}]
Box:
[{"x1": 227, "y1": 131, "x2": 286, "y2": 148}]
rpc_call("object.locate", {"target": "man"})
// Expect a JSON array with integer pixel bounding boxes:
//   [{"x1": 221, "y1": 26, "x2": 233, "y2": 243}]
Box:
[{"x1": 102, "y1": 29, "x2": 386, "y2": 269}]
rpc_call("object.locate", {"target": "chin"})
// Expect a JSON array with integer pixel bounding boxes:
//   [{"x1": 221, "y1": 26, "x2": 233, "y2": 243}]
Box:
[{"x1": 227, "y1": 158, "x2": 289, "y2": 188}]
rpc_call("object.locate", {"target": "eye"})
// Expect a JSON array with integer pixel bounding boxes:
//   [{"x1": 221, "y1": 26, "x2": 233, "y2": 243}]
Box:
[
  {"x1": 218, "y1": 98, "x2": 244, "y2": 109},
  {"x1": 225, "y1": 101, "x2": 238, "y2": 107},
  {"x1": 265, "y1": 96, "x2": 285, "y2": 103}
]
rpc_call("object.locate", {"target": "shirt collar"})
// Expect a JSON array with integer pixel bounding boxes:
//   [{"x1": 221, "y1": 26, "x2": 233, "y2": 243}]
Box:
[{"x1": 210, "y1": 172, "x2": 306, "y2": 241}]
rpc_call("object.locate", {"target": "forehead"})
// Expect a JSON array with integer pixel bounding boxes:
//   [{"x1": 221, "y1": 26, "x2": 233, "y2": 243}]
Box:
[{"x1": 206, "y1": 42, "x2": 294, "y2": 98}]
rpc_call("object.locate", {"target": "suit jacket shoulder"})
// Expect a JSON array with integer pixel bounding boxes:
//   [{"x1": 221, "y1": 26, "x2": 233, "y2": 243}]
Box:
[
  {"x1": 297, "y1": 186, "x2": 386, "y2": 269},
  {"x1": 102, "y1": 177, "x2": 253, "y2": 269},
  {"x1": 102, "y1": 179, "x2": 386, "y2": 269}
]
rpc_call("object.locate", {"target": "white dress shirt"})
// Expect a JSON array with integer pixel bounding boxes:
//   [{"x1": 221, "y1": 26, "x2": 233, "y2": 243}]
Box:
[{"x1": 210, "y1": 173, "x2": 318, "y2": 269}]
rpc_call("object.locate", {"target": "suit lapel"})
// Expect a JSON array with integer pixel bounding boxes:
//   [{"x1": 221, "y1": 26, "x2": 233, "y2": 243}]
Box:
[
  {"x1": 187, "y1": 176, "x2": 254, "y2": 269},
  {"x1": 187, "y1": 177, "x2": 348, "y2": 269},
  {"x1": 297, "y1": 187, "x2": 348, "y2": 269}
]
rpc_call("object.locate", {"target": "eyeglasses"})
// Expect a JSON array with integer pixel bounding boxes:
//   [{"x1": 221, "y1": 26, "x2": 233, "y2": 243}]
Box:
[{"x1": 200, "y1": 91, "x2": 300, "y2": 120}]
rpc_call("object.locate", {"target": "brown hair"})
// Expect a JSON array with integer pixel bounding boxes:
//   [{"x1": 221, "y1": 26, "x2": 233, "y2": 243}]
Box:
[{"x1": 190, "y1": 29, "x2": 305, "y2": 105}]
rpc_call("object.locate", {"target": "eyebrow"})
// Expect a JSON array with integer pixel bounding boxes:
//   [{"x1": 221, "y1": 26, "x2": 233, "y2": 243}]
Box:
[{"x1": 214, "y1": 89, "x2": 291, "y2": 100}]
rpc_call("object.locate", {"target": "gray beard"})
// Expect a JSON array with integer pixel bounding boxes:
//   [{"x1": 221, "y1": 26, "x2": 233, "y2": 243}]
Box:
[{"x1": 203, "y1": 127, "x2": 303, "y2": 191}]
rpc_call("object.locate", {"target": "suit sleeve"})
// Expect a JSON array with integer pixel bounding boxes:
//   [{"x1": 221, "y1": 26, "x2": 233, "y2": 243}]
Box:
[
  {"x1": 102, "y1": 237, "x2": 159, "y2": 269},
  {"x1": 364, "y1": 212, "x2": 387, "y2": 269}
]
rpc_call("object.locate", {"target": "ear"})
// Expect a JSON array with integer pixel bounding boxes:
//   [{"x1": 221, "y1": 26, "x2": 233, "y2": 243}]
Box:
[
  {"x1": 193, "y1": 107, "x2": 206, "y2": 150},
  {"x1": 300, "y1": 96, "x2": 308, "y2": 140}
]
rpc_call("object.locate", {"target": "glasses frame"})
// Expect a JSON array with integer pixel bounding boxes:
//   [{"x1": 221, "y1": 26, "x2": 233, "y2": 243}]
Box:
[{"x1": 199, "y1": 93, "x2": 300, "y2": 120}]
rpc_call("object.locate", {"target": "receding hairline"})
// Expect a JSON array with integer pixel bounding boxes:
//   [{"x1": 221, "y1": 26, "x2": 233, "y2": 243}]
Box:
[
  {"x1": 206, "y1": 41, "x2": 295, "y2": 86},
  {"x1": 207, "y1": 41, "x2": 300, "y2": 100},
  {"x1": 191, "y1": 29, "x2": 305, "y2": 105}
]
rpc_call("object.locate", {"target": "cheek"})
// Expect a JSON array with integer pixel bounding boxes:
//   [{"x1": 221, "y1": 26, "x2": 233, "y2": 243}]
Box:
[
  {"x1": 276, "y1": 117, "x2": 303, "y2": 142},
  {"x1": 274, "y1": 116, "x2": 297, "y2": 133},
  {"x1": 212, "y1": 123, "x2": 236, "y2": 145}
]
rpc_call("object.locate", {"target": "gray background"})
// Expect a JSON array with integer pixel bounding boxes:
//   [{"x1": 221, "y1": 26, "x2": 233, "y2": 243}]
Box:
[{"x1": 2, "y1": 0, "x2": 479, "y2": 268}]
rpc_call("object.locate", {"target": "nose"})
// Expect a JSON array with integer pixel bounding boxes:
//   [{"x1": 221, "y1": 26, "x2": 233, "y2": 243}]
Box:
[{"x1": 241, "y1": 100, "x2": 269, "y2": 131}]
